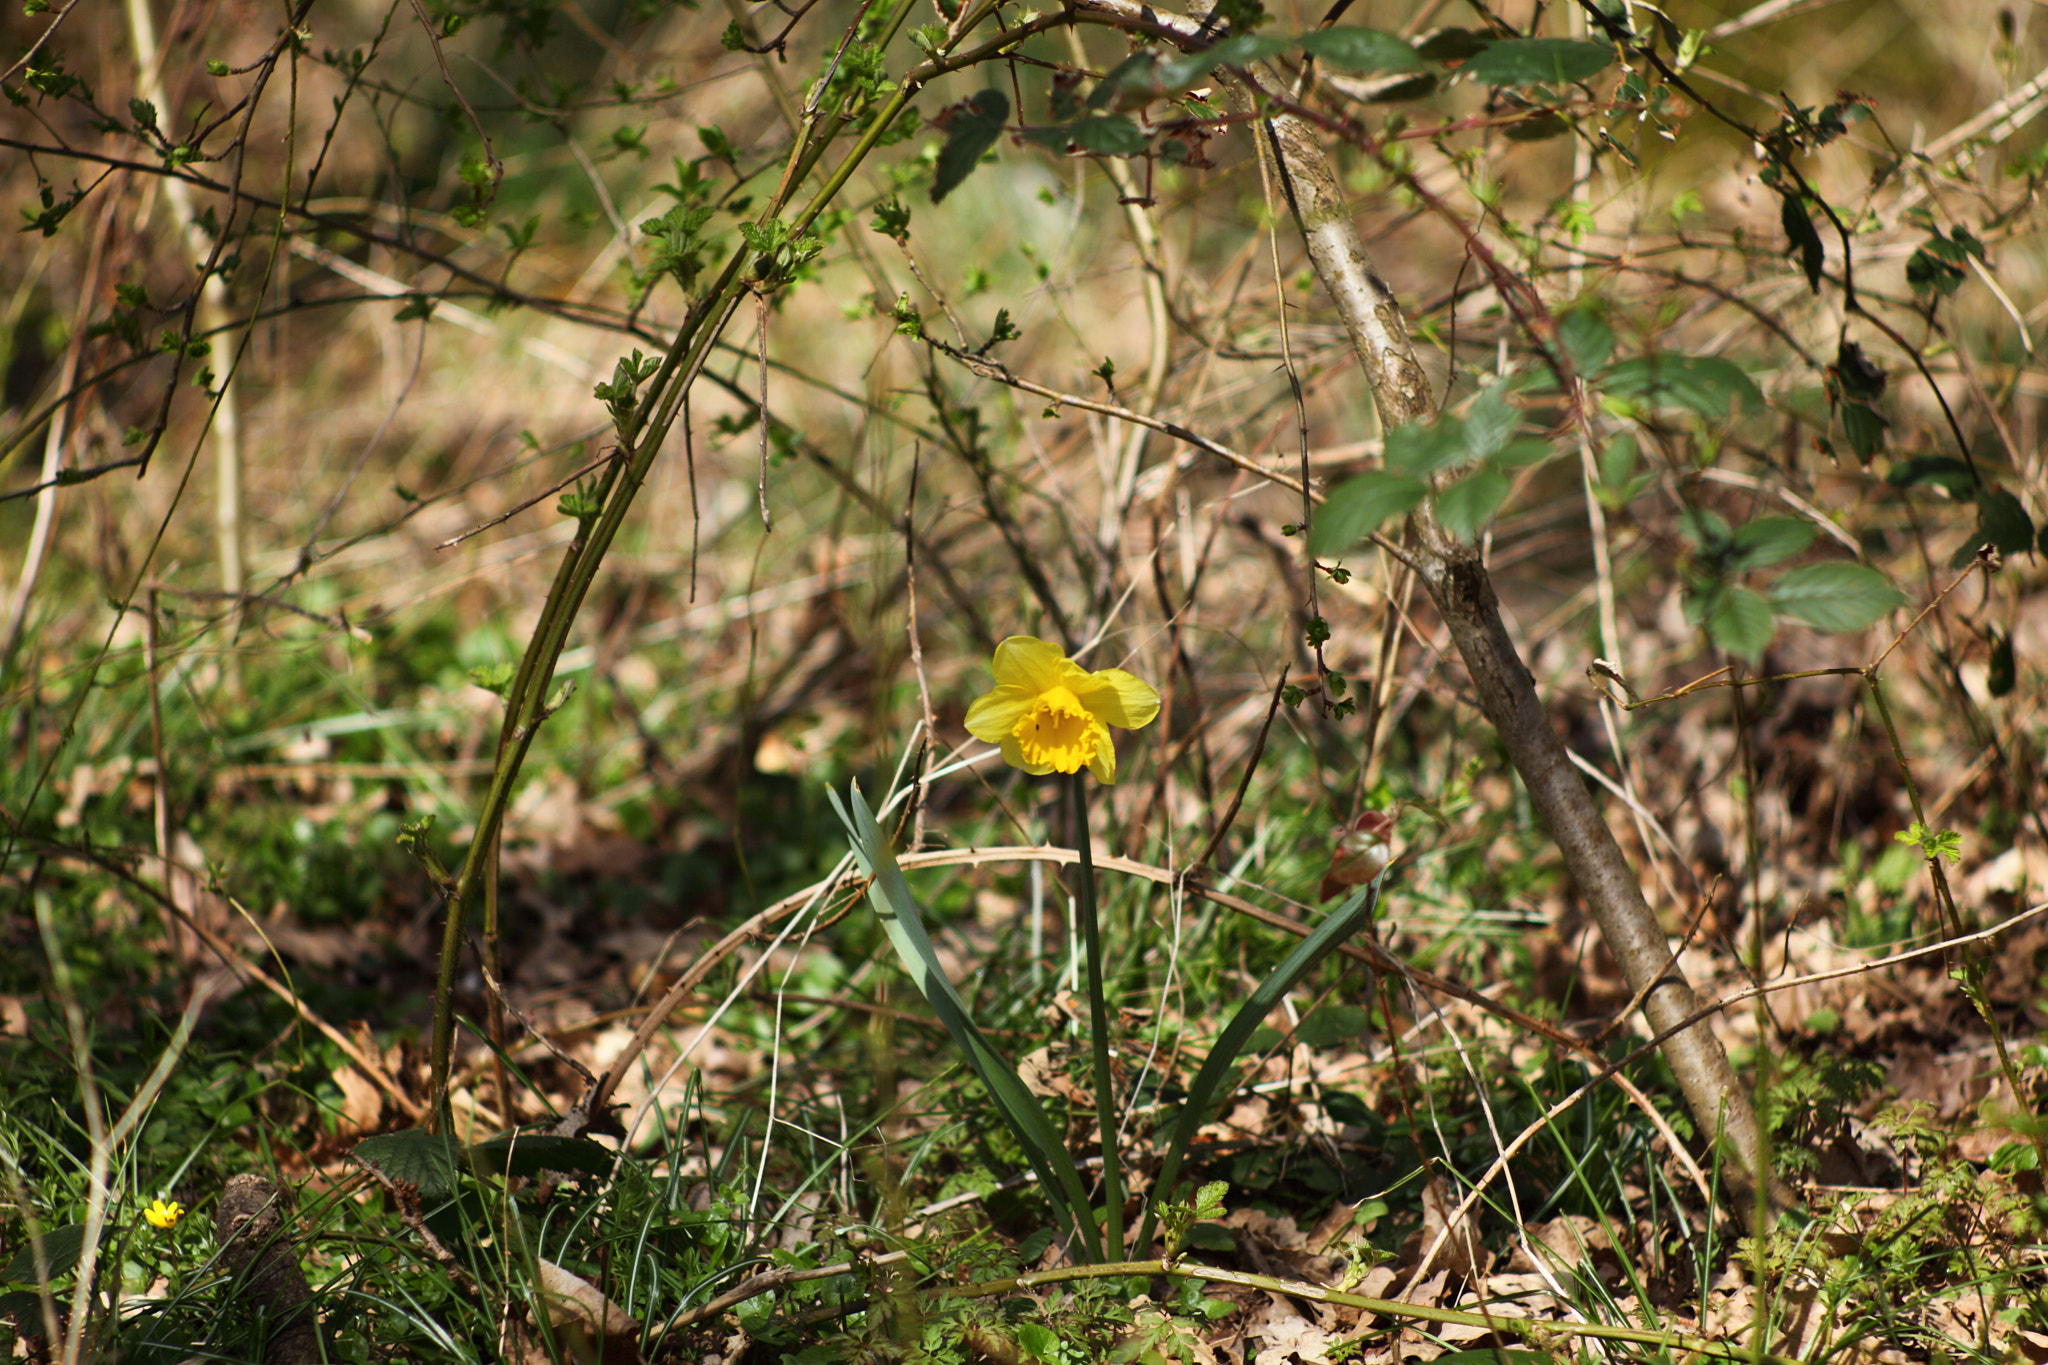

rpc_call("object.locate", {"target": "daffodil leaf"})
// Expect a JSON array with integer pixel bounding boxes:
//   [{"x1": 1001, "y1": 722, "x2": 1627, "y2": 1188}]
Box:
[
  {"x1": 831, "y1": 781, "x2": 1104, "y2": 1262},
  {"x1": 1137, "y1": 873, "x2": 1384, "y2": 1251}
]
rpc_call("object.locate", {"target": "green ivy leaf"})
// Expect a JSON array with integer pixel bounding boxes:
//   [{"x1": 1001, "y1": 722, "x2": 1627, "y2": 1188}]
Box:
[{"x1": 1767, "y1": 562, "x2": 1905, "y2": 631}]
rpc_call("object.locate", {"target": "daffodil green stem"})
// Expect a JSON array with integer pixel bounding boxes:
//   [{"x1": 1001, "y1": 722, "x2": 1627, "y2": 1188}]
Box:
[{"x1": 1071, "y1": 773, "x2": 1123, "y2": 1261}]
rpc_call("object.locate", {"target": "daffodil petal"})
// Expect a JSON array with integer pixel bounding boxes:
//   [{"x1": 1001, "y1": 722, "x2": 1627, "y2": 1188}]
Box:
[
  {"x1": 1088, "y1": 734, "x2": 1119, "y2": 784},
  {"x1": 964, "y1": 687, "x2": 1032, "y2": 744},
  {"x1": 998, "y1": 733, "x2": 1053, "y2": 775},
  {"x1": 989, "y1": 636, "x2": 1072, "y2": 694},
  {"x1": 1073, "y1": 668, "x2": 1160, "y2": 730}
]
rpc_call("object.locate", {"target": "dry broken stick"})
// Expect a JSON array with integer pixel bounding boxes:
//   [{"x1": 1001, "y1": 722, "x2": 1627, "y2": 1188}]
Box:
[{"x1": 214, "y1": 1174, "x2": 318, "y2": 1365}]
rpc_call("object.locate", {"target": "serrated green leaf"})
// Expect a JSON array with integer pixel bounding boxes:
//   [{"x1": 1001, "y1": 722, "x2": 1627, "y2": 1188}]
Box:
[
  {"x1": 1461, "y1": 37, "x2": 1611, "y2": 86},
  {"x1": 1436, "y1": 467, "x2": 1509, "y2": 541},
  {"x1": 1491, "y1": 436, "x2": 1553, "y2": 467},
  {"x1": 1383, "y1": 415, "x2": 1472, "y2": 477},
  {"x1": 930, "y1": 90, "x2": 1008, "y2": 204},
  {"x1": 1604, "y1": 354, "x2": 1763, "y2": 420},
  {"x1": 1704, "y1": 586, "x2": 1774, "y2": 660},
  {"x1": 1558, "y1": 305, "x2": 1614, "y2": 374},
  {"x1": 1767, "y1": 562, "x2": 1906, "y2": 632},
  {"x1": 1727, "y1": 517, "x2": 1816, "y2": 570},
  {"x1": 1298, "y1": 27, "x2": 1424, "y2": 74},
  {"x1": 355, "y1": 1129, "x2": 464, "y2": 1198},
  {"x1": 1597, "y1": 434, "x2": 1637, "y2": 488},
  {"x1": 1462, "y1": 383, "x2": 1518, "y2": 462},
  {"x1": 1309, "y1": 472, "x2": 1427, "y2": 554},
  {"x1": 1066, "y1": 114, "x2": 1149, "y2": 155},
  {"x1": 1678, "y1": 506, "x2": 1731, "y2": 548}
]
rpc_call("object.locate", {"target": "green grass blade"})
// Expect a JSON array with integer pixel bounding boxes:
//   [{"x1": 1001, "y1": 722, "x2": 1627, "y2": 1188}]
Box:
[
  {"x1": 1139, "y1": 875, "x2": 1386, "y2": 1251},
  {"x1": 829, "y1": 781, "x2": 1105, "y2": 1263}
]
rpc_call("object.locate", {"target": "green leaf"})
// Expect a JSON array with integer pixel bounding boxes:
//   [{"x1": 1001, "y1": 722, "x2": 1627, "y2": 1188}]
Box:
[
  {"x1": 1414, "y1": 27, "x2": 1493, "y2": 62},
  {"x1": 831, "y1": 782, "x2": 1103, "y2": 1262},
  {"x1": 1462, "y1": 382, "x2": 1518, "y2": 461},
  {"x1": 1548, "y1": 304, "x2": 1613, "y2": 374},
  {"x1": 1704, "y1": 586, "x2": 1774, "y2": 660},
  {"x1": 1382, "y1": 414, "x2": 1472, "y2": 477},
  {"x1": 1309, "y1": 472, "x2": 1427, "y2": 554},
  {"x1": 355, "y1": 1129, "x2": 463, "y2": 1198},
  {"x1": 1780, "y1": 191, "x2": 1824, "y2": 293},
  {"x1": 2, "y1": 1225, "x2": 88, "y2": 1282},
  {"x1": 1678, "y1": 505, "x2": 1731, "y2": 548},
  {"x1": 1767, "y1": 562, "x2": 1906, "y2": 631},
  {"x1": 1298, "y1": 1005, "x2": 1373, "y2": 1047},
  {"x1": 1435, "y1": 467, "x2": 1509, "y2": 542},
  {"x1": 1884, "y1": 455, "x2": 1973, "y2": 496},
  {"x1": 1503, "y1": 111, "x2": 1571, "y2": 141},
  {"x1": 1988, "y1": 631, "x2": 2015, "y2": 697},
  {"x1": 466, "y1": 1133, "x2": 616, "y2": 1181},
  {"x1": 1727, "y1": 517, "x2": 1815, "y2": 570},
  {"x1": 1974, "y1": 488, "x2": 2035, "y2": 554},
  {"x1": 1837, "y1": 398, "x2": 1887, "y2": 461},
  {"x1": 1461, "y1": 37, "x2": 1611, "y2": 86},
  {"x1": 1140, "y1": 871, "x2": 1386, "y2": 1249},
  {"x1": 1603, "y1": 354, "x2": 1763, "y2": 420},
  {"x1": 1203, "y1": 33, "x2": 1293, "y2": 66},
  {"x1": 1297, "y1": 27, "x2": 1425, "y2": 75},
  {"x1": 930, "y1": 89, "x2": 1008, "y2": 204},
  {"x1": 1065, "y1": 114, "x2": 1149, "y2": 155}
]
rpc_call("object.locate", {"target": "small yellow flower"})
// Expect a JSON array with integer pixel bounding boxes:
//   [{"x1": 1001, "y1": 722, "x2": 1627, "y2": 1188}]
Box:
[
  {"x1": 965, "y1": 637, "x2": 1160, "y2": 784},
  {"x1": 144, "y1": 1198, "x2": 183, "y2": 1230}
]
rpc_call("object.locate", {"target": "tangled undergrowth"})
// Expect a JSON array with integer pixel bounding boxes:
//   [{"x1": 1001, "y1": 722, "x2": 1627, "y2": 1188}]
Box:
[{"x1": 4, "y1": 0, "x2": 2047, "y2": 1356}]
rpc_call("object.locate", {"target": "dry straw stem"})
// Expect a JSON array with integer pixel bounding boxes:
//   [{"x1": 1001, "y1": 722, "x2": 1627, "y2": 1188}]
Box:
[{"x1": 1069, "y1": 0, "x2": 1784, "y2": 1215}]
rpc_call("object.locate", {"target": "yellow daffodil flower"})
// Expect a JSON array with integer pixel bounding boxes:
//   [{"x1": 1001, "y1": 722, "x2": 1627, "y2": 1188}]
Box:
[
  {"x1": 144, "y1": 1198, "x2": 183, "y2": 1230},
  {"x1": 965, "y1": 637, "x2": 1160, "y2": 783}
]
